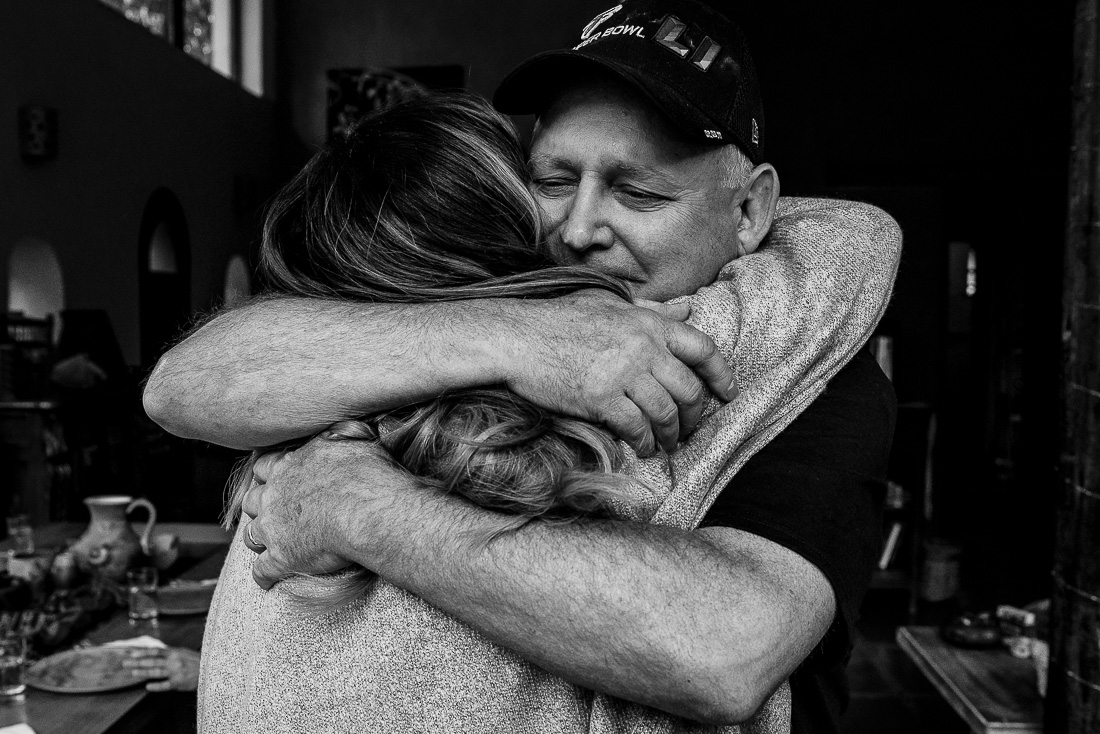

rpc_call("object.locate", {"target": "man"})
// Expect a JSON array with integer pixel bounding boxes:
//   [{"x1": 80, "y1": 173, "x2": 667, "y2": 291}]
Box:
[{"x1": 145, "y1": 1, "x2": 897, "y2": 731}]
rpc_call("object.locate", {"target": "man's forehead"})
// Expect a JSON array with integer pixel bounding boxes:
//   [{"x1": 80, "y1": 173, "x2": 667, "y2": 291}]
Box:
[
  {"x1": 530, "y1": 80, "x2": 721, "y2": 174},
  {"x1": 536, "y1": 76, "x2": 674, "y2": 138}
]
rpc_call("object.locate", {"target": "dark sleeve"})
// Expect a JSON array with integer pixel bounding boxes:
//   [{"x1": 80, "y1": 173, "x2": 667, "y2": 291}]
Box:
[{"x1": 699, "y1": 346, "x2": 896, "y2": 668}]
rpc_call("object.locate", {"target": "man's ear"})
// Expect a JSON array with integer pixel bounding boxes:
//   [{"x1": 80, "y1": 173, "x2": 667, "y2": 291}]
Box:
[{"x1": 736, "y1": 163, "x2": 780, "y2": 256}]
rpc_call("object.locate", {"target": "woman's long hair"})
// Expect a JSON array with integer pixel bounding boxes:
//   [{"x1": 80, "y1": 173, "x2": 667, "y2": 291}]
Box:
[{"x1": 226, "y1": 93, "x2": 635, "y2": 614}]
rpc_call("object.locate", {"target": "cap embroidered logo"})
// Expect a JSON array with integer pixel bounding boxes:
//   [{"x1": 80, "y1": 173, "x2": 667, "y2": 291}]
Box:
[
  {"x1": 581, "y1": 4, "x2": 624, "y2": 39},
  {"x1": 653, "y1": 15, "x2": 721, "y2": 71},
  {"x1": 493, "y1": 0, "x2": 766, "y2": 161}
]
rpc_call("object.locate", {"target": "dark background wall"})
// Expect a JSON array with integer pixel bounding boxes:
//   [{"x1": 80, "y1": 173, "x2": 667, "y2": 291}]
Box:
[
  {"x1": 2, "y1": 0, "x2": 282, "y2": 365},
  {"x1": 2, "y1": 0, "x2": 284, "y2": 519}
]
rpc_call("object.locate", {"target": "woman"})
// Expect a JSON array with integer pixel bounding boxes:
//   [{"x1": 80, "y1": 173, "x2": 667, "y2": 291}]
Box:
[
  {"x1": 199, "y1": 91, "x2": 898, "y2": 733},
  {"x1": 226, "y1": 92, "x2": 650, "y2": 612}
]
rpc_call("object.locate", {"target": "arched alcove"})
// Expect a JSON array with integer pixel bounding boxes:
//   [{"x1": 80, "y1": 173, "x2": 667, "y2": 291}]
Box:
[
  {"x1": 148, "y1": 221, "x2": 179, "y2": 274},
  {"x1": 7, "y1": 237, "x2": 65, "y2": 332},
  {"x1": 138, "y1": 189, "x2": 191, "y2": 368},
  {"x1": 223, "y1": 254, "x2": 250, "y2": 307}
]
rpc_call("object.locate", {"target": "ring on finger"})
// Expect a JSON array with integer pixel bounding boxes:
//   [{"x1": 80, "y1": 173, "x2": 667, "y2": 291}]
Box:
[{"x1": 246, "y1": 522, "x2": 266, "y2": 551}]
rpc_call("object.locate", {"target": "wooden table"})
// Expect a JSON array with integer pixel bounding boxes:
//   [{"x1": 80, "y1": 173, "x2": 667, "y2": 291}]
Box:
[
  {"x1": 896, "y1": 626, "x2": 1044, "y2": 733},
  {"x1": 0, "y1": 523, "x2": 232, "y2": 734}
]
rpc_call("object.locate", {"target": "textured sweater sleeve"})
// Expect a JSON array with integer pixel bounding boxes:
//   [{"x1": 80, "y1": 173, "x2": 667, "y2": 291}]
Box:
[{"x1": 686, "y1": 196, "x2": 901, "y2": 395}]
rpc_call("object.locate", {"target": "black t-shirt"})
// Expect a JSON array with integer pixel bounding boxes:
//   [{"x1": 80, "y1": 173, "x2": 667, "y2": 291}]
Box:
[{"x1": 699, "y1": 346, "x2": 896, "y2": 734}]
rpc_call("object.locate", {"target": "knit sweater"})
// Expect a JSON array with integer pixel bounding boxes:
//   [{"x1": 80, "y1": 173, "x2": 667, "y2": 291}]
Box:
[{"x1": 197, "y1": 197, "x2": 902, "y2": 734}]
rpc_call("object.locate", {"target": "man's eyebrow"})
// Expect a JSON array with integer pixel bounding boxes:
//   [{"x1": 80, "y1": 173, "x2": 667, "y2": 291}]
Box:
[
  {"x1": 527, "y1": 153, "x2": 565, "y2": 170},
  {"x1": 614, "y1": 162, "x2": 677, "y2": 187},
  {"x1": 527, "y1": 154, "x2": 677, "y2": 187}
]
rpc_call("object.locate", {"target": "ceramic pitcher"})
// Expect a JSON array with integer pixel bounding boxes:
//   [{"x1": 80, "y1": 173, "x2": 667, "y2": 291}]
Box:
[{"x1": 69, "y1": 495, "x2": 157, "y2": 582}]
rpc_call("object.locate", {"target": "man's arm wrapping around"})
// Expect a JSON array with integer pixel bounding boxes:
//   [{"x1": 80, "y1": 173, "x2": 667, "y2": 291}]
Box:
[
  {"x1": 241, "y1": 199, "x2": 901, "y2": 723},
  {"x1": 143, "y1": 295, "x2": 736, "y2": 455}
]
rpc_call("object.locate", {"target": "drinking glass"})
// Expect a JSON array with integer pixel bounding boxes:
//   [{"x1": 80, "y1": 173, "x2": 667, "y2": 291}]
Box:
[
  {"x1": 0, "y1": 634, "x2": 26, "y2": 697},
  {"x1": 126, "y1": 567, "x2": 159, "y2": 622}
]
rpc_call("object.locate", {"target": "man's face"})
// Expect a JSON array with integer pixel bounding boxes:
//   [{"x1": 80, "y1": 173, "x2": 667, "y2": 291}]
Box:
[{"x1": 529, "y1": 78, "x2": 744, "y2": 302}]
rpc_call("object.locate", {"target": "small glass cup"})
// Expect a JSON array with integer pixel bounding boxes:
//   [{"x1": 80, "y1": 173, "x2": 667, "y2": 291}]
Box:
[
  {"x1": 4, "y1": 516, "x2": 33, "y2": 557},
  {"x1": 0, "y1": 634, "x2": 27, "y2": 697},
  {"x1": 126, "y1": 567, "x2": 159, "y2": 623}
]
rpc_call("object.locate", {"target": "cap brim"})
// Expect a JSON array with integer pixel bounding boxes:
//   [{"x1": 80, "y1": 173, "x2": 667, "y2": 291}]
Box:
[{"x1": 493, "y1": 51, "x2": 721, "y2": 145}]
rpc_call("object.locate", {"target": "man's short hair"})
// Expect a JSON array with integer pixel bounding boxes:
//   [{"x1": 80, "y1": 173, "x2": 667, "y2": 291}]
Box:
[{"x1": 719, "y1": 145, "x2": 754, "y2": 188}]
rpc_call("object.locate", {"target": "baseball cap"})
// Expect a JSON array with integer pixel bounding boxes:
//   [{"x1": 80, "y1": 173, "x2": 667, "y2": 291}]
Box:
[{"x1": 493, "y1": 0, "x2": 765, "y2": 162}]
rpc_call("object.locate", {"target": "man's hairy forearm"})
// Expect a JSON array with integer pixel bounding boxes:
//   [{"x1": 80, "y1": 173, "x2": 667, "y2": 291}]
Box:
[
  {"x1": 143, "y1": 297, "x2": 504, "y2": 449},
  {"x1": 350, "y1": 485, "x2": 832, "y2": 723},
  {"x1": 144, "y1": 292, "x2": 734, "y2": 453}
]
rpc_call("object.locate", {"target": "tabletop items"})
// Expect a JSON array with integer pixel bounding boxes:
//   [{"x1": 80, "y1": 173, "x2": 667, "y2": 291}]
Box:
[
  {"x1": 68, "y1": 496, "x2": 158, "y2": 583},
  {"x1": 24, "y1": 648, "x2": 140, "y2": 695},
  {"x1": 940, "y1": 600, "x2": 1051, "y2": 698},
  {"x1": 0, "y1": 523, "x2": 227, "y2": 734},
  {"x1": 897, "y1": 626, "x2": 1044, "y2": 734},
  {"x1": 0, "y1": 578, "x2": 118, "y2": 656},
  {"x1": 0, "y1": 501, "x2": 172, "y2": 664}
]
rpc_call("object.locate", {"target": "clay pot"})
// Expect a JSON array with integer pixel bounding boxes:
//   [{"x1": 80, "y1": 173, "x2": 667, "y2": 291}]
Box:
[{"x1": 69, "y1": 496, "x2": 157, "y2": 582}]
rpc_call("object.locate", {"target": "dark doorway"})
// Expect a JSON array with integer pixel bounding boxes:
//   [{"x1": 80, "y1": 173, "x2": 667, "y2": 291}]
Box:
[
  {"x1": 136, "y1": 188, "x2": 196, "y2": 519},
  {"x1": 138, "y1": 188, "x2": 192, "y2": 369}
]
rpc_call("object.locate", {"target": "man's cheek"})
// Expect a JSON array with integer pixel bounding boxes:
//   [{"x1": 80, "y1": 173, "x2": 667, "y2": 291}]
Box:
[{"x1": 546, "y1": 241, "x2": 572, "y2": 265}]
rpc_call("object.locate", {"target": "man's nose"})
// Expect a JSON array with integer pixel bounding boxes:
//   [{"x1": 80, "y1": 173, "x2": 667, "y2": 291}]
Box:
[{"x1": 559, "y1": 186, "x2": 613, "y2": 252}]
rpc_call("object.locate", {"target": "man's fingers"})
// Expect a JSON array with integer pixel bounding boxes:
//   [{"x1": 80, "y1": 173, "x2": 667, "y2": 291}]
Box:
[
  {"x1": 124, "y1": 649, "x2": 164, "y2": 661},
  {"x1": 146, "y1": 680, "x2": 172, "y2": 692},
  {"x1": 625, "y1": 378, "x2": 681, "y2": 453},
  {"x1": 651, "y1": 360, "x2": 707, "y2": 438},
  {"x1": 252, "y1": 450, "x2": 290, "y2": 484},
  {"x1": 634, "y1": 299, "x2": 691, "y2": 322},
  {"x1": 240, "y1": 484, "x2": 263, "y2": 519},
  {"x1": 123, "y1": 657, "x2": 164, "y2": 669},
  {"x1": 602, "y1": 395, "x2": 657, "y2": 457},
  {"x1": 665, "y1": 324, "x2": 738, "y2": 401},
  {"x1": 242, "y1": 520, "x2": 266, "y2": 553},
  {"x1": 251, "y1": 552, "x2": 281, "y2": 591}
]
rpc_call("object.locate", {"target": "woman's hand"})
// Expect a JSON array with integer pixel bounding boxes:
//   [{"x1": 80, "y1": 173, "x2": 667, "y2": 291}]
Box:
[{"x1": 122, "y1": 647, "x2": 201, "y2": 692}]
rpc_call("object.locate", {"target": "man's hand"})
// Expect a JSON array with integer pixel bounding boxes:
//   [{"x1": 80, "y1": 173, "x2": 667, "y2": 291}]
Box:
[
  {"x1": 235, "y1": 431, "x2": 833, "y2": 722},
  {"x1": 242, "y1": 438, "x2": 421, "y2": 589},
  {"x1": 122, "y1": 647, "x2": 201, "y2": 692},
  {"x1": 494, "y1": 291, "x2": 736, "y2": 454}
]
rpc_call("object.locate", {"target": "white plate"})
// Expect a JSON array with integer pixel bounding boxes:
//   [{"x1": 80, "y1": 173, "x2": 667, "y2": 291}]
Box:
[{"x1": 25, "y1": 647, "x2": 142, "y2": 694}]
